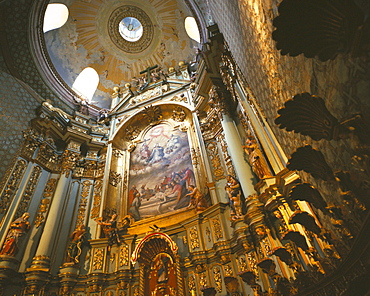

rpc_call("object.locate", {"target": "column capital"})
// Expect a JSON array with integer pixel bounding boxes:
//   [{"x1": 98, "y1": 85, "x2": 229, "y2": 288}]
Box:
[{"x1": 208, "y1": 85, "x2": 235, "y2": 119}]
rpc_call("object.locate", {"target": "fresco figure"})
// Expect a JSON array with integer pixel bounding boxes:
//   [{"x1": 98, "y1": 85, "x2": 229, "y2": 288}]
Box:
[
  {"x1": 148, "y1": 143, "x2": 165, "y2": 164},
  {"x1": 128, "y1": 124, "x2": 195, "y2": 220},
  {"x1": 129, "y1": 194, "x2": 142, "y2": 221},
  {"x1": 181, "y1": 167, "x2": 195, "y2": 188},
  {"x1": 0, "y1": 212, "x2": 30, "y2": 256}
]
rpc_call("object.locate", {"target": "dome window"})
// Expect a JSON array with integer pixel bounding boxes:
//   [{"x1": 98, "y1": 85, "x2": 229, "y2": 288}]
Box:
[
  {"x1": 185, "y1": 17, "x2": 200, "y2": 43},
  {"x1": 119, "y1": 17, "x2": 143, "y2": 42},
  {"x1": 43, "y1": 3, "x2": 69, "y2": 33},
  {"x1": 72, "y1": 67, "x2": 99, "y2": 102}
]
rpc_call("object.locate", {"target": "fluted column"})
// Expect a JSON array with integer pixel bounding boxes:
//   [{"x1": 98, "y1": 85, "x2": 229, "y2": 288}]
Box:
[
  {"x1": 209, "y1": 85, "x2": 255, "y2": 197},
  {"x1": 35, "y1": 172, "x2": 70, "y2": 258},
  {"x1": 25, "y1": 150, "x2": 78, "y2": 295}
]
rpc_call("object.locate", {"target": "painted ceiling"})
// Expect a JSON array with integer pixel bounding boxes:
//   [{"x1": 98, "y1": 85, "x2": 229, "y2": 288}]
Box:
[{"x1": 45, "y1": 0, "x2": 199, "y2": 109}]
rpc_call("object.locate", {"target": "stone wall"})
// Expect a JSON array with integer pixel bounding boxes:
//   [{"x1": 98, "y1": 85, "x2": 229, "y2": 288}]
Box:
[
  {"x1": 0, "y1": 70, "x2": 42, "y2": 182},
  {"x1": 208, "y1": 0, "x2": 370, "y2": 238}
]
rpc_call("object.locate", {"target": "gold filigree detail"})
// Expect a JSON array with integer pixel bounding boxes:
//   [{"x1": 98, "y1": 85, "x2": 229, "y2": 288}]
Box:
[
  {"x1": 61, "y1": 150, "x2": 79, "y2": 177},
  {"x1": 218, "y1": 134, "x2": 235, "y2": 176},
  {"x1": 91, "y1": 180, "x2": 102, "y2": 219},
  {"x1": 199, "y1": 273, "x2": 207, "y2": 289},
  {"x1": 188, "y1": 275, "x2": 196, "y2": 294},
  {"x1": 211, "y1": 217, "x2": 223, "y2": 241},
  {"x1": 191, "y1": 148, "x2": 199, "y2": 167},
  {"x1": 93, "y1": 248, "x2": 104, "y2": 270},
  {"x1": 76, "y1": 180, "x2": 91, "y2": 228},
  {"x1": 205, "y1": 227, "x2": 211, "y2": 242},
  {"x1": 124, "y1": 126, "x2": 141, "y2": 141},
  {"x1": 109, "y1": 171, "x2": 122, "y2": 187},
  {"x1": 15, "y1": 166, "x2": 42, "y2": 218},
  {"x1": 0, "y1": 159, "x2": 27, "y2": 213},
  {"x1": 119, "y1": 244, "x2": 129, "y2": 267},
  {"x1": 224, "y1": 264, "x2": 233, "y2": 276},
  {"x1": 189, "y1": 227, "x2": 200, "y2": 250},
  {"x1": 213, "y1": 267, "x2": 222, "y2": 292},
  {"x1": 133, "y1": 287, "x2": 139, "y2": 296},
  {"x1": 142, "y1": 105, "x2": 162, "y2": 125},
  {"x1": 238, "y1": 256, "x2": 247, "y2": 272},
  {"x1": 35, "y1": 178, "x2": 57, "y2": 228},
  {"x1": 172, "y1": 107, "x2": 186, "y2": 122},
  {"x1": 206, "y1": 141, "x2": 225, "y2": 181}
]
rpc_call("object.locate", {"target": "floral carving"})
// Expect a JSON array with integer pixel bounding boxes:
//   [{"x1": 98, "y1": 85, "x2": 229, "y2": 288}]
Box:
[
  {"x1": 0, "y1": 159, "x2": 27, "y2": 214},
  {"x1": 189, "y1": 226, "x2": 200, "y2": 250},
  {"x1": 109, "y1": 171, "x2": 122, "y2": 187},
  {"x1": 142, "y1": 105, "x2": 162, "y2": 124},
  {"x1": 172, "y1": 106, "x2": 186, "y2": 122}
]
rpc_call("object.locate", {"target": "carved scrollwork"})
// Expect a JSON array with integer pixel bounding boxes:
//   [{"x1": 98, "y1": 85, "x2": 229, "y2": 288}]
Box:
[
  {"x1": 0, "y1": 159, "x2": 27, "y2": 214},
  {"x1": 35, "y1": 178, "x2": 57, "y2": 228},
  {"x1": 93, "y1": 248, "x2": 104, "y2": 271},
  {"x1": 288, "y1": 183, "x2": 328, "y2": 213},
  {"x1": 206, "y1": 141, "x2": 225, "y2": 181},
  {"x1": 124, "y1": 126, "x2": 141, "y2": 141},
  {"x1": 142, "y1": 105, "x2": 163, "y2": 125},
  {"x1": 213, "y1": 267, "x2": 222, "y2": 292},
  {"x1": 91, "y1": 180, "x2": 102, "y2": 219},
  {"x1": 61, "y1": 150, "x2": 79, "y2": 177},
  {"x1": 189, "y1": 226, "x2": 200, "y2": 250},
  {"x1": 171, "y1": 106, "x2": 186, "y2": 122},
  {"x1": 109, "y1": 171, "x2": 122, "y2": 187},
  {"x1": 15, "y1": 166, "x2": 42, "y2": 218},
  {"x1": 272, "y1": 0, "x2": 369, "y2": 61},
  {"x1": 211, "y1": 217, "x2": 224, "y2": 241},
  {"x1": 119, "y1": 244, "x2": 129, "y2": 267},
  {"x1": 287, "y1": 145, "x2": 335, "y2": 181},
  {"x1": 275, "y1": 93, "x2": 345, "y2": 141}
]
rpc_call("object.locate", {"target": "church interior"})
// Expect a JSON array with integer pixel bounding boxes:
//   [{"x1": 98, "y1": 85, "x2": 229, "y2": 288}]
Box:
[{"x1": 0, "y1": 0, "x2": 369, "y2": 295}]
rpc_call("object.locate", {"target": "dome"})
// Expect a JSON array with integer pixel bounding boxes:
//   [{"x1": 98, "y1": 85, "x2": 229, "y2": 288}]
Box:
[{"x1": 43, "y1": 0, "x2": 201, "y2": 109}]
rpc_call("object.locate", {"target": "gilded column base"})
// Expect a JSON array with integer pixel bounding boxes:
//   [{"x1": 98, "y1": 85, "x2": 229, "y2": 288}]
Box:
[
  {"x1": 24, "y1": 256, "x2": 51, "y2": 296},
  {"x1": 59, "y1": 264, "x2": 80, "y2": 295},
  {"x1": 0, "y1": 255, "x2": 20, "y2": 291}
]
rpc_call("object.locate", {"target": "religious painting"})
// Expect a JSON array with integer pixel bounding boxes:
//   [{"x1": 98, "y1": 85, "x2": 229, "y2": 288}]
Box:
[{"x1": 128, "y1": 123, "x2": 195, "y2": 221}]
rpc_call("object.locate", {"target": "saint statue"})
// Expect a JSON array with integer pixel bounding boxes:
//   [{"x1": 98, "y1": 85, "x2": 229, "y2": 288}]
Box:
[
  {"x1": 95, "y1": 214, "x2": 121, "y2": 246},
  {"x1": 225, "y1": 175, "x2": 246, "y2": 220},
  {"x1": 186, "y1": 185, "x2": 208, "y2": 212},
  {"x1": 0, "y1": 212, "x2": 30, "y2": 256},
  {"x1": 243, "y1": 132, "x2": 272, "y2": 180},
  {"x1": 66, "y1": 224, "x2": 86, "y2": 264}
]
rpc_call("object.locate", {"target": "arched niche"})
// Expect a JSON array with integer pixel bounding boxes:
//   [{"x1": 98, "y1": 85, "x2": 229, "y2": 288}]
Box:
[
  {"x1": 107, "y1": 103, "x2": 209, "y2": 227},
  {"x1": 131, "y1": 232, "x2": 184, "y2": 296}
]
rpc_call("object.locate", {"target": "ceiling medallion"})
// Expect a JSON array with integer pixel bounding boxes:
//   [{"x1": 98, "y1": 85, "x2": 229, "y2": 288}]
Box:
[{"x1": 108, "y1": 6, "x2": 153, "y2": 53}]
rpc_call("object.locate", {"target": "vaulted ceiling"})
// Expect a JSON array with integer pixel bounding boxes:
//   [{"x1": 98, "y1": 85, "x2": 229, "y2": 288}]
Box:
[{"x1": 44, "y1": 0, "x2": 200, "y2": 109}]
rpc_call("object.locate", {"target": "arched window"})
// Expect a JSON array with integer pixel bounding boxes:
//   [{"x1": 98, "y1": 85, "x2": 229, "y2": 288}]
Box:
[
  {"x1": 43, "y1": 3, "x2": 69, "y2": 33},
  {"x1": 72, "y1": 67, "x2": 99, "y2": 102},
  {"x1": 184, "y1": 17, "x2": 200, "y2": 43}
]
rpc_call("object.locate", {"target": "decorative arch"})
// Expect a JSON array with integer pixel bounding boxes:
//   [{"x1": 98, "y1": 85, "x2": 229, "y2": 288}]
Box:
[{"x1": 131, "y1": 232, "x2": 184, "y2": 296}]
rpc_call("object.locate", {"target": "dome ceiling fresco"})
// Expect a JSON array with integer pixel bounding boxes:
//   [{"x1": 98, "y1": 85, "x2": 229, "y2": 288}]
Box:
[{"x1": 45, "y1": 0, "x2": 199, "y2": 109}]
